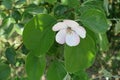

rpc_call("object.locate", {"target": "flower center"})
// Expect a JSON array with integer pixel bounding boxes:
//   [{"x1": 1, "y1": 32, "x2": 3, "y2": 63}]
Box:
[{"x1": 66, "y1": 27, "x2": 72, "y2": 34}]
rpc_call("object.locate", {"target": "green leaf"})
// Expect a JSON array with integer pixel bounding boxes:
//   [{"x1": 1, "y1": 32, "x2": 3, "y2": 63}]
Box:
[
  {"x1": 61, "y1": 0, "x2": 80, "y2": 8},
  {"x1": 86, "y1": 28, "x2": 109, "y2": 51},
  {"x1": 47, "y1": 61, "x2": 66, "y2": 80},
  {"x1": 1, "y1": 17, "x2": 16, "y2": 29},
  {"x1": 5, "y1": 47, "x2": 16, "y2": 65},
  {"x1": 80, "y1": 9, "x2": 109, "y2": 33},
  {"x1": 14, "y1": 24, "x2": 23, "y2": 35},
  {"x1": 85, "y1": 27, "x2": 97, "y2": 42},
  {"x1": 12, "y1": 10, "x2": 21, "y2": 22},
  {"x1": 80, "y1": 0, "x2": 104, "y2": 13},
  {"x1": 0, "y1": 12, "x2": 6, "y2": 19},
  {"x1": 15, "y1": 0, "x2": 26, "y2": 8},
  {"x1": 23, "y1": 14, "x2": 56, "y2": 56},
  {"x1": 114, "y1": 21, "x2": 120, "y2": 35},
  {"x1": 15, "y1": 77, "x2": 28, "y2": 80},
  {"x1": 73, "y1": 70, "x2": 89, "y2": 80},
  {"x1": 2, "y1": 0, "x2": 13, "y2": 9},
  {"x1": 26, "y1": 0, "x2": 41, "y2": 5},
  {"x1": 96, "y1": 33, "x2": 109, "y2": 51},
  {"x1": 15, "y1": 0, "x2": 26, "y2": 5},
  {"x1": 102, "y1": 68, "x2": 113, "y2": 78},
  {"x1": 21, "y1": 12, "x2": 33, "y2": 24},
  {"x1": 26, "y1": 52, "x2": 46, "y2": 80},
  {"x1": 63, "y1": 73, "x2": 71, "y2": 80},
  {"x1": 4, "y1": 23, "x2": 15, "y2": 38},
  {"x1": 103, "y1": 0, "x2": 109, "y2": 15},
  {"x1": 64, "y1": 34, "x2": 96, "y2": 73},
  {"x1": 45, "y1": 0, "x2": 57, "y2": 4},
  {"x1": 25, "y1": 4, "x2": 47, "y2": 15},
  {"x1": 53, "y1": 4, "x2": 74, "y2": 19},
  {"x1": 0, "y1": 63, "x2": 11, "y2": 80}
]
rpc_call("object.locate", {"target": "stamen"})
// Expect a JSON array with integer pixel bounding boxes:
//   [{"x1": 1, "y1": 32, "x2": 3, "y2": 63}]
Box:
[{"x1": 67, "y1": 27, "x2": 72, "y2": 34}]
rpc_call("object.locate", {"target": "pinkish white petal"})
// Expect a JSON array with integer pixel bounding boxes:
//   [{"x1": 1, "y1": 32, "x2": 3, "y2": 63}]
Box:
[
  {"x1": 63, "y1": 20, "x2": 79, "y2": 28},
  {"x1": 72, "y1": 26, "x2": 86, "y2": 38},
  {"x1": 56, "y1": 29, "x2": 67, "y2": 44},
  {"x1": 65, "y1": 31, "x2": 80, "y2": 46},
  {"x1": 52, "y1": 22, "x2": 67, "y2": 31}
]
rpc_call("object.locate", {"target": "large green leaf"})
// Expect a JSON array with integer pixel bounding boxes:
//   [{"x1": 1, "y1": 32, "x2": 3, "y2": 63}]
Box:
[
  {"x1": 61, "y1": 0, "x2": 80, "y2": 8},
  {"x1": 80, "y1": 9, "x2": 109, "y2": 33},
  {"x1": 2, "y1": 0, "x2": 13, "y2": 9},
  {"x1": 46, "y1": 61, "x2": 66, "y2": 80},
  {"x1": 26, "y1": 52, "x2": 46, "y2": 80},
  {"x1": 21, "y1": 12, "x2": 33, "y2": 24},
  {"x1": 96, "y1": 33, "x2": 109, "y2": 51},
  {"x1": 15, "y1": 0, "x2": 26, "y2": 5},
  {"x1": 23, "y1": 14, "x2": 57, "y2": 56},
  {"x1": 53, "y1": 4, "x2": 74, "y2": 19},
  {"x1": 103, "y1": 0, "x2": 109, "y2": 15},
  {"x1": 114, "y1": 21, "x2": 120, "y2": 35},
  {"x1": 64, "y1": 34, "x2": 96, "y2": 73},
  {"x1": 25, "y1": 5, "x2": 47, "y2": 15},
  {"x1": 73, "y1": 70, "x2": 89, "y2": 80},
  {"x1": 0, "y1": 63, "x2": 11, "y2": 80},
  {"x1": 45, "y1": 0, "x2": 57, "y2": 4},
  {"x1": 80, "y1": 0, "x2": 104, "y2": 13},
  {"x1": 5, "y1": 47, "x2": 16, "y2": 65}
]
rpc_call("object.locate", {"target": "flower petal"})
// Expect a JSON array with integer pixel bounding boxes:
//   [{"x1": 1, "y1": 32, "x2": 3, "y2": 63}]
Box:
[
  {"x1": 72, "y1": 26, "x2": 86, "y2": 38},
  {"x1": 63, "y1": 20, "x2": 79, "y2": 28},
  {"x1": 56, "y1": 29, "x2": 66, "y2": 44},
  {"x1": 65, "y1": 31, "x2": 80, "y2": 46},
  {"x1": 52, "y1": 22, "x2": 67, "y2": 31}
]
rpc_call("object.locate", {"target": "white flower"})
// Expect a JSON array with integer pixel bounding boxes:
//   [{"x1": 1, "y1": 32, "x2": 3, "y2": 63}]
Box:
[{"x1": 52, "y1": 20, "x2": 86, "y2": 46}]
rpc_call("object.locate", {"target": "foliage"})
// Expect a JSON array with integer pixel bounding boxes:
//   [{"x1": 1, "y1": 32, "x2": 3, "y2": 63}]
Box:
[{"x1": 0, "y1": 0, "x2": 120, "y2": 80}]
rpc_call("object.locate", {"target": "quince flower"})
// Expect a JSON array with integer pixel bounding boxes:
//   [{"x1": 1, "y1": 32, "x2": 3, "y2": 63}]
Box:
[{"x1": 52, "y1": 20, "x2": 86, "y2": 46}]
